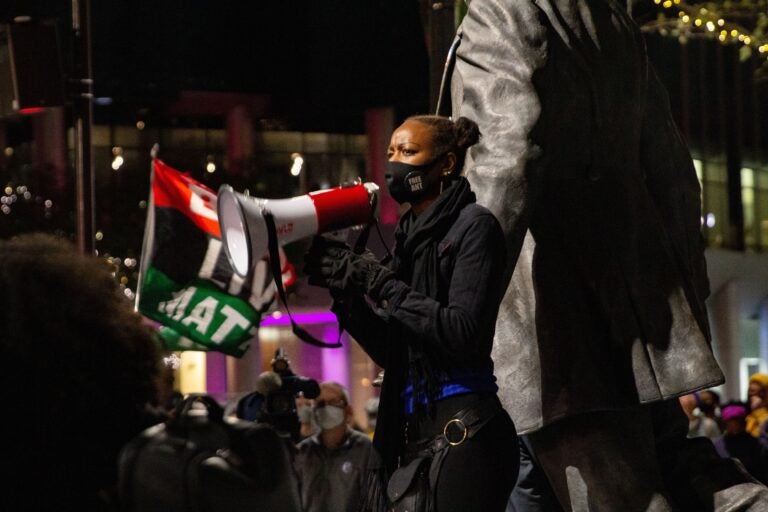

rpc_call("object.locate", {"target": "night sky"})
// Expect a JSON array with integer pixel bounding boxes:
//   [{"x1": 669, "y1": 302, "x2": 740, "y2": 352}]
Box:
[{"x1": 2, "y1": 1, "x2": 430, "y2": 132}]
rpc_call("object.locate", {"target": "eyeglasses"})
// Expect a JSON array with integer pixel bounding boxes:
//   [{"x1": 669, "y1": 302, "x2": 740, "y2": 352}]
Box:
[{"x1": 315, "y1": 398, "x2": 347, "y2": 408}]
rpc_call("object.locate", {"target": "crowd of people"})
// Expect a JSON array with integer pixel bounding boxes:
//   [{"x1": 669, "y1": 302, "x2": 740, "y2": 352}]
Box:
[
  {"x1": 681, "y1": 377, "x2": 768, "y2": 485},
  {"x1": 290, "y1": 375, "x2": 768, "y2": 510}
]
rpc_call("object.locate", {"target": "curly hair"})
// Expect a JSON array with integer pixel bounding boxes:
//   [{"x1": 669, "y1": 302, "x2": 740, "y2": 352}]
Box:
[
  {"x1": 406, "y1": 115, "x2": 481, "y2": 176},
  {"x1": 0, "y1": 233, "x2": 160, "y2": 507}
]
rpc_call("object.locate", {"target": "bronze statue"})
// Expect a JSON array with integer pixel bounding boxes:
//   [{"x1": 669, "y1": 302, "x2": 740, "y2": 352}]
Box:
[{"x1": 450, "y1": 0, "x2": 768, "y2": 509}]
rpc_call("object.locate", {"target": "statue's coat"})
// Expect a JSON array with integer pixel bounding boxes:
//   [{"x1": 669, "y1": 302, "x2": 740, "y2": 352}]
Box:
[{"x1": 451, "y1": 0, "x2": 724, "y2": 434}]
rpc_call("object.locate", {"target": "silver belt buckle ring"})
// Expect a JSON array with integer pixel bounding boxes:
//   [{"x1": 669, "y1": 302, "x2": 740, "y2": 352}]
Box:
[{"x1": 443, "y1": 418, "x2": 468, "y2": 446}]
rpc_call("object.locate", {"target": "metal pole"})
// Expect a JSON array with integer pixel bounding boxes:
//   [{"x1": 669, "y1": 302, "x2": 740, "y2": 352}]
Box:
[
  {"x1": 71, "y1": 0, "x2": 95, "y2": 254},
  {"x1": 423, "y1": 0, "x2": 458, "y2": 113}
]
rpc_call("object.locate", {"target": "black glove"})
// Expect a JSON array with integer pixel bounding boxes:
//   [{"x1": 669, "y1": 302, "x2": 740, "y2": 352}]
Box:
[{"x1": 303, "y1": 235, "x2": 393, "y2": 298}]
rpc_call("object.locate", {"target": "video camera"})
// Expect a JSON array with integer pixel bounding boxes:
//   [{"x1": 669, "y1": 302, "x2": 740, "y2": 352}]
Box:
[{"x1": 236, "y1": 348, "x2": 319, "y2": 443}]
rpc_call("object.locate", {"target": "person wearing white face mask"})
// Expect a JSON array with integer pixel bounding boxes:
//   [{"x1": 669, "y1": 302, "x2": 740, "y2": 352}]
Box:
[{"x1": 294, "y1": 382, "x2": 376, "y2": 512}]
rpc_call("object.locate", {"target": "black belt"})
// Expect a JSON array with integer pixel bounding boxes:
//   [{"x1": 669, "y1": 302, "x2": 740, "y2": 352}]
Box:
[
  {"x1": 441, "y1": 394, "x2": 502, "y2": 446},
  {"x1": 405, "y1": 394, "x2": 503, "y2": 457}
]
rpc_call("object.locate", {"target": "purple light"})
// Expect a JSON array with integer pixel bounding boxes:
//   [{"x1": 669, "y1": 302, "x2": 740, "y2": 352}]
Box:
[
  {"x1": 260, "y1": 311, "x2": 338, "y2": 326},
  {"x1": 322, "y1": 326, "x2": 349, "y2": 388},
  {"x1": 258, "y1": 311, "x2": 349, "y2": 389},
  {"x1": 206, "y1": 352, "x2": 228, "y2": 398}
]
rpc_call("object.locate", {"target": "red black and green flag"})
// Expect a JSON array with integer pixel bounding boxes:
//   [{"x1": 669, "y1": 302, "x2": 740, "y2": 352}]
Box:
[{"x1": 136, "y1": 159, "x2": 294, "y2": 357}]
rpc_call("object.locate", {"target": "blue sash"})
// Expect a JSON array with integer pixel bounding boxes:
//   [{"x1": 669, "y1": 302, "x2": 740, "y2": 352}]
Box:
[{"x1": 402, "y1": 368, "x2": 498, "y2": 415}]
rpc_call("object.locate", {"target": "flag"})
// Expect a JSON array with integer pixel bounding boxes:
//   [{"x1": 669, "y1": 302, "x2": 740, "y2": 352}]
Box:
[{"x1": 136, "y1": 159, "x2": 294, "y2": 357}]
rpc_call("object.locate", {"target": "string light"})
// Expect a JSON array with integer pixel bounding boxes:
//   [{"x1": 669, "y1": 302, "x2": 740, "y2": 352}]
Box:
[
  {"x1": 0, "y1": 182, "x2": 52, "y2": 218},
  {"x1": 0, "y1": 173, "x2": 142, "y2": 296},
  {"x1": 647, "y1": 0, "x2": 768, "y2": 66},
  {"x1": 111, "y1": 146, "x2": 124, "y2": 171},
  {"x1": 205, "y1": 154, "x2": 216, "y2": 173},
  {"x1": 96, "y1": 251, "x2": 142, "y2": 301},
  {"x1": 290, "y1": 153, "x2": 304, "y2": 176}
]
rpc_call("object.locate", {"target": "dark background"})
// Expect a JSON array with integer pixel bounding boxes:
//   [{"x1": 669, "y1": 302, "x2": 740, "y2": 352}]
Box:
[{"x1": 1, "y1": 0, "x2": 430, "y2": 132}]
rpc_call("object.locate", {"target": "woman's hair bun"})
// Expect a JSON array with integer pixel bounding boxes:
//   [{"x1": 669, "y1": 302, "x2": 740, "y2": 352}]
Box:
[{"x1": 454, "y1": 116, "x2": 481, "y2": 149}]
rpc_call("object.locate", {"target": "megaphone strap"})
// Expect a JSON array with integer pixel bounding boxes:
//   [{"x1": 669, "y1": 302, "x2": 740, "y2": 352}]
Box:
[
  {"x1": 373, "y1": 220, "x2": 393, "y2": 265},
  {"x1": 263, "y1": 211, "x2": 343, "y2": 349},
  {"x1": 353, "y1": 223, "x2": 372, "y2": 255}
]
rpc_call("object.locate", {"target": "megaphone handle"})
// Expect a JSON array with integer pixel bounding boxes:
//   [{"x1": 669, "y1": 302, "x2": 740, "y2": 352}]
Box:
[{"x1": 263, "y1": 211, "x2": 343, "y2": 349}]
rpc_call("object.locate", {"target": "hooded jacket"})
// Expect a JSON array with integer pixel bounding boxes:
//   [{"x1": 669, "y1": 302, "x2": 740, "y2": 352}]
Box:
[{"x1": 334, "y1": 178, "x2": 507, "y2": 471}]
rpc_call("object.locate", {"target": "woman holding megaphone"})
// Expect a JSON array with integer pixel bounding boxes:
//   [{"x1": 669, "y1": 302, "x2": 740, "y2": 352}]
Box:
[{"x1": 304, "y1": 115, "x2": 518, "y2": 512}]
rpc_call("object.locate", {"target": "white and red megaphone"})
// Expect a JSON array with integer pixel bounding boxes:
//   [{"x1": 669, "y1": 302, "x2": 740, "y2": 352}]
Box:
[{"x1": 217, "y1": 182, "x2": 379, "y2": 277}]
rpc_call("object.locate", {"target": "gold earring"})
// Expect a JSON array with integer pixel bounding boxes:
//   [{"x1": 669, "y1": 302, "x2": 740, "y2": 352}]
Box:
[{"x1": 440, "y1": 174, "x2": 450, "y2": 194}]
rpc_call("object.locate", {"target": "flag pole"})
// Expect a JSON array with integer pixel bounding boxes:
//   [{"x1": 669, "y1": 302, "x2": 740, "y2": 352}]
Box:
[{"x1": 134, "y1": 143, "x2": 159, "y2": 312}]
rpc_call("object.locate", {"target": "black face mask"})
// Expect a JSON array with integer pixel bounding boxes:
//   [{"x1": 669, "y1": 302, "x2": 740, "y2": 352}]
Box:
[{"x1": 385, "y1": 159, "x2": 439, "y2": 205}]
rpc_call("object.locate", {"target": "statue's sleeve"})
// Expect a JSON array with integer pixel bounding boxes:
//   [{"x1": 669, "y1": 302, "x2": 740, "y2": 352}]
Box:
[
  {"x1": 452, "y1": 0, "x2": 549, "y2": 279},
  {"x1": 640, "y1": 64, "x2": 711, "y2": 318}
]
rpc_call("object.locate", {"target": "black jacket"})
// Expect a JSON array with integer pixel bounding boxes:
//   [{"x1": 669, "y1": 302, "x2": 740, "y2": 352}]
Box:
[
  {"x1": 341, "y1": 203, "x2": 505, "y2": 371},
  {"x1": 334, "y1": 182, "x2": 506, "y2": 470}
]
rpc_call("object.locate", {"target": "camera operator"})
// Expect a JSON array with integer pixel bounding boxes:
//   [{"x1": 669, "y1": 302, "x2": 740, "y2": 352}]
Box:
[
  {"x1": 236, "y1": 349, "x2": 320, "y2": 444},
  {"x1": 294, "y1": 382, "x2": 376, "y2": 512}
]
